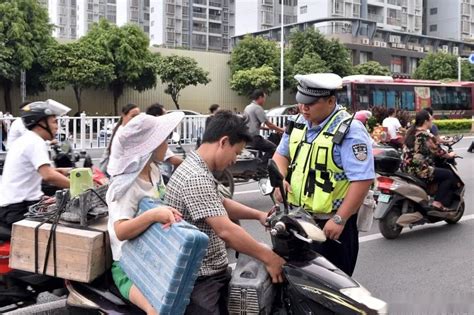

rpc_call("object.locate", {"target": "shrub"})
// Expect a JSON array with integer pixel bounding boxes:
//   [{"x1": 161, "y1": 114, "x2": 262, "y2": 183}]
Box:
[{"x1": 435, "y1": 119, "x2": 472, "y2": 131}]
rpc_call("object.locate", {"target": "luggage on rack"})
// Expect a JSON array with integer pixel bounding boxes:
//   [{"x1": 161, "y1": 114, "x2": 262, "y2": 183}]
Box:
[{"x1": 120, "y1": 197, "x2": 209, "y2": 315}]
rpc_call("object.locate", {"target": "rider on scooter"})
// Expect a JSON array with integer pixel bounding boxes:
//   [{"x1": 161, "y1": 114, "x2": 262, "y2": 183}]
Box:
[
  {"x1": 401, "y1": 110, "x2": 458, "y2": 212},
  {"x1": 0, "y1": 100, "x2": 71, "y2": 231}
]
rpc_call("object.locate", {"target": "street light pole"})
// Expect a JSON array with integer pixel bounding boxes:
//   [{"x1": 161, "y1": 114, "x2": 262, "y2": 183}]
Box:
[
  {"x1": 280, "y1": 1, "x2": 284, "y2": 106},
  {"x1": 458, "y1": 57, "x2": 462, "y2": 82}
]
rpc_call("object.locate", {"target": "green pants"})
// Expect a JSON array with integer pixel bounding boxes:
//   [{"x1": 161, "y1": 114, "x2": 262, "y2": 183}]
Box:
[{"x1": 111, "y1": 261, "x2": 132, "y2": 300}]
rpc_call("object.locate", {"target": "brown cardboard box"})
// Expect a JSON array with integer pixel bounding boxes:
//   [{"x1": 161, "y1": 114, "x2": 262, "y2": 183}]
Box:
[{"x1": 9, "y1": 218, "x2": 111, "y2": 283}]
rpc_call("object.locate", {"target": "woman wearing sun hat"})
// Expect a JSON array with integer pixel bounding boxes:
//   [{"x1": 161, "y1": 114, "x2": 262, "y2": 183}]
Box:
[{"x1": 106, "y1": 112, "x2": 184, "y2": 314}]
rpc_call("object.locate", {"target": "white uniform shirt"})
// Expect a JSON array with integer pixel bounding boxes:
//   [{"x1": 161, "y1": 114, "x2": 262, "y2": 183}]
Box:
[
  {"x1": 7, "y1": 118, "x2": 27, "y2": 149},
  {"x1": 382, "y1": 117, "x2": 402, "y2": 140},
  {"x1": 0, "y1": 131, "x2": 51, "y2": 206},
  {"x1": 106, "y1": 163, "x2": 164, "y2": 261}
]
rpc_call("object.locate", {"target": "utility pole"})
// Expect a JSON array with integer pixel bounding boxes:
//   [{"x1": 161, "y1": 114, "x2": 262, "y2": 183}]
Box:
[{"x1": 280, "y1": 1, "x2": 284, "y2": 106}]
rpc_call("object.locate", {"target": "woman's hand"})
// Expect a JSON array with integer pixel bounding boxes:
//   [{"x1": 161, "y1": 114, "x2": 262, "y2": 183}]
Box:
[{"x1": 150, "y1": 206, "x2": 182, "y2": 228}]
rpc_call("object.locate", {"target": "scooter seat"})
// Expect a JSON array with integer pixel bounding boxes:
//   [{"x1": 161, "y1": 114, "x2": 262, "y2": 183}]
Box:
[{"x1": 394, "y1": 172, "x2": 428, "y2": 190}]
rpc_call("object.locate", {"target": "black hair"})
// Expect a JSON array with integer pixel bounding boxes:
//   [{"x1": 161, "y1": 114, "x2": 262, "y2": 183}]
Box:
[
  {"x1": 202, "y1": 110, "x2": 252, "y2": 145},
  {"x1": 387, "y1": 108, "x2": 396, "y2": 116},
  {"x1": 424, "y1": 107, "x2": 433, "y2": 115},
  {"x1": 146, "y1": 103, "x2": 166, "y2": 117},
  {"x1": 108, "y1": 103, "x2": 139, "y2": 154},
  {"x1": 209, "y1": 104, "x2": 220, "y2": 114},
  {"x1": 404, "y1": 109, "x2": 431, "y2": 149},
  {"x1": 250, "y1": 89, "x2": 266, "y2": 101}
]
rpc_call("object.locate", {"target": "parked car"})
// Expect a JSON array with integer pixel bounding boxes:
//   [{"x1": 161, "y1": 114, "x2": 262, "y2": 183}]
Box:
[{"x1": 266, "y1": 104, "x2": 299, "y2": 116}]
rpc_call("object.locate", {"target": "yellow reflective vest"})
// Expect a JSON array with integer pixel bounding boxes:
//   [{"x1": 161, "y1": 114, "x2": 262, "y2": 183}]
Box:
[{"x1": 287, "y1": 110, "x2": 351, "y2": 214}]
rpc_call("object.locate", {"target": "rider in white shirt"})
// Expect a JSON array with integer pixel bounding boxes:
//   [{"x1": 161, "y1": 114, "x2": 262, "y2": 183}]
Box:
[
  {"x1": 382, "y1": 108, "x2": 403, "y2": 148},
  {"x1": 0, "y1": 100, "x2": 71, "y2": 230}
]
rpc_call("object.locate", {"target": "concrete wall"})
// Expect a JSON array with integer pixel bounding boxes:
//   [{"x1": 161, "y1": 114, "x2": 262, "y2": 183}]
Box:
[{"x1": 0, "y1": 47, "x2": 295, "y2": 116}]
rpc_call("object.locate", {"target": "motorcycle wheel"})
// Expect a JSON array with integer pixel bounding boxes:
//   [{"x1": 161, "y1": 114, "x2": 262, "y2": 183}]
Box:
[
  {"x1": 378, "y1": 206, "x2": 403, "y2": 239},
  {"x1": 445, "y1": 201, "x2": 465, "y2": 224},
  {"x1": 214, "y1": 169, "x2": 234, "y2": 198}
]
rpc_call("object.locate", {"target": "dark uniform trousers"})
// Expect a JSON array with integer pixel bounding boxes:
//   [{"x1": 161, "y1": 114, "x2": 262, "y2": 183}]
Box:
[{"x1": 312, "y1": 214, "x2": 359, "y2": 276}]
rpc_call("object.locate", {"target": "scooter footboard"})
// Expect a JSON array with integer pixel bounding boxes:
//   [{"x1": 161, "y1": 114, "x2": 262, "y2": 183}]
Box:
[{"x1": 228, "y1": 252, "x2": 275, "y2": 315}]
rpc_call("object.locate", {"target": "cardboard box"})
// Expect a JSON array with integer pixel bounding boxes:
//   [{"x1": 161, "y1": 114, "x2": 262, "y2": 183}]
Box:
[{"x1": 9, "y1": 218, "x2": 111, "y2": 283}]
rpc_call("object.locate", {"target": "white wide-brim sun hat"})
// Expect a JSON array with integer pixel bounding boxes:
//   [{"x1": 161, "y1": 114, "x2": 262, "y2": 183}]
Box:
[{"x1": 107, "y1": 112, "x2": 185, "y2": 177}]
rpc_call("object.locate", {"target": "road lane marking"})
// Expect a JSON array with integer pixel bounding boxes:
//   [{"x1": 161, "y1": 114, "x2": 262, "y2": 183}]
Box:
[
  {"x1": 234, "y1": 189, "x2": 261, "y2": 195},
  {"x1": 359, "y1": 214, "x2": 474, "y2": 243}
]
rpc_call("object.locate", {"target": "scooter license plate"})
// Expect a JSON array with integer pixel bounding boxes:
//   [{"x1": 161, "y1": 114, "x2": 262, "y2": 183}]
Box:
[{"x1": 378, "y1": 193, "x2": 391, "y2": 203}]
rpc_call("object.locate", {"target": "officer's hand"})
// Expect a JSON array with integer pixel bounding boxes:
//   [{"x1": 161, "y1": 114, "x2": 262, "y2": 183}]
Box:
[
  {"x1": 274, "y1": 180, "x2": 291, "y2": 203},
  {"x1": 323, "y1": 220, "x2": 344, "y2": 241}
]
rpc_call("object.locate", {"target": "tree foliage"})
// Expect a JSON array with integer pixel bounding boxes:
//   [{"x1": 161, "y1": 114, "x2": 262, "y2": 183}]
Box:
[
  {"x1": 230, "y1": 66, "x2": 278, "y2": 96},
  {"x1": 353, "y1": 61, "x2": 391, "y2": 76},
  {"x1": 157, "y1": 54, "x2": 210, "y2": 109},
  {"x1": 287, "y1": 28, "x2": 353, "y2": 80},
  {"x1": 41, "y1": 41, "x2": 115, "y2": 113},
  {"x1": 0, "y1": 0, "x2": 53, "y2": 112},
  {"x1": 413, "y1": 52, "x2": 470, "y2": 81},
  {"x1": 229, "y1": 35, "x2": 280, "y2": 75},
  {"x1": 287, "y1": 53, "x2": 330, "y2": 92},
  {"x1": 81, "y1": 19, "x2": 159, "y2": 114}
]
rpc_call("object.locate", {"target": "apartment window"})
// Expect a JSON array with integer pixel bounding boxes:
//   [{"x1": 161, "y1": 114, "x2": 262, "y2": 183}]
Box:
[
  {"x1": 360, "y1": 51, "x2": 370, "y2": 64},
  {"x1": 429, "y1": 24, "x2": 437, "y2": 32},
  {"x1": 70, "y1": 0, "x2": 76, "y2": 5},
  {"x1": 430, "y1": 7, "x2": 437, "y2": 15},
  {"x1": 151, "y1": 20, "x2": 154, "y2": 26},
  {"x1": 143, "y1": 26, "x2": 149, "y2": 33},
  {"x1": 300, "y1": 5, "x2": 307, "y2": 14},
  {"x1": 167, "y1": 18, "x2": 175, "y2": 27},
  {"x1": 391, "y1": 56, "x2": 404, "y2": 73},
  {"x1": 107, "y1": 0, "x2": 116, "y2": 3},
  {"x1": 144, "y1": 0, "x2": 150, "y2": 7},
  {"x1": 144, "y1": 13, "x2": 150, "y2": 20}
]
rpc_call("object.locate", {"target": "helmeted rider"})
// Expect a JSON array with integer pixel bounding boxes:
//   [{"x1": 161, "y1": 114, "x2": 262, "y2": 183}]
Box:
[{"x1": 0, "y1": 100, "x2": 71, "y2": 232}]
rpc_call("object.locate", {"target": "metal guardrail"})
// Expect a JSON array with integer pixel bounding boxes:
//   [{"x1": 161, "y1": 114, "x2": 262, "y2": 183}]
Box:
[{"x1": 1, "y1": 114, "x2": 293, "y2": 152}]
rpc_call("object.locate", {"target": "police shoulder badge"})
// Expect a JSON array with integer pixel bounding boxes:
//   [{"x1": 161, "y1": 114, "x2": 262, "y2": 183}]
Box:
[{"x1": 352, "y1": 143, "x2": 368, "y2": 161}]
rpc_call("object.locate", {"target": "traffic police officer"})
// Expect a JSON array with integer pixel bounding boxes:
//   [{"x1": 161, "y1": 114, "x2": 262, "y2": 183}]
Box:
[{"x1": 273, "y1": 73, "x2": 374, "y2": 276}]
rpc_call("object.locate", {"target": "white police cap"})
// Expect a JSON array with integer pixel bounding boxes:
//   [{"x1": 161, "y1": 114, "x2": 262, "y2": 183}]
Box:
[{"x1": 295, "y1": 73, "x2": 343, "y2": 104}]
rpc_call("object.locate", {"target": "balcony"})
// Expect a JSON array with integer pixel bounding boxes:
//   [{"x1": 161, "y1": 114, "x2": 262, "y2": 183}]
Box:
[
  {"x1": 193, "y1": 0, "x2": 206, "y2": 5},
  {"x1": 192, "y1": 12, "x2": 206, "y2": 19},
  {"x1": 209, "y1": 14, "x2": 221, "y2": 22},
  {"x1": 209, "y1": 1, "x2": 221, "y2": 8},
  {"x1": 387, "y1": 0, "x2": 401, "y2": 6},
  {"x1": 387, "y1": 17, "x2": 401, "y2": 26},
  {"x1": 368, "y1": 13, "x2": 384, "y2": 23}
]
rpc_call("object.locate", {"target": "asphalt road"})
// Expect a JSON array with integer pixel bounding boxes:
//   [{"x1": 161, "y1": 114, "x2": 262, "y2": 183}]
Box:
[{"x1": 231, "y1": 136, "x2": 474, "y2": 314}]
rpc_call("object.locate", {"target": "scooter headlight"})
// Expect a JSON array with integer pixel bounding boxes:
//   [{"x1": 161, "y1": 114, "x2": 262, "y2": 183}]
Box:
[{"x1": 340, "y1": 287, "x2": 388, "y2": 314}]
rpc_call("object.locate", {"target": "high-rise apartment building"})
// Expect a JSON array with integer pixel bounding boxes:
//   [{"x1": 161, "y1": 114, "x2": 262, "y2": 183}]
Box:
[
  {"x1": 424, "y1": 0, "x2": 474, "y2": 41},
  {"x1": 235, "y1": 0, "x2": 298, "y2": 36},
  {"x1": 150, "y1": 0, "x2": 235, "y2": 52},
  {"x1": 40, "y1": 0, "x2": 150, "y2": 40},
  {"x1": 298, "y1": 0, "x2": 423, "y2": 35},
  {"x1": 40, "y1": 0, "x2": 78, "y2": 39}
]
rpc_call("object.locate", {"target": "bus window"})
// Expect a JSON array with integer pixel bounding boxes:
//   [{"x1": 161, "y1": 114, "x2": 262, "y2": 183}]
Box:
[
  {"x1": 336, "y1": 85, "x2": 350, "y2": 108},
  {"x1": 386, "y1": 91, "x2": 396, "y2": 108},
  {"x1": 401, "y1": 91, "x2": 415, "y2": 110},
  {"x1": 354, "y1": 85, "x2": 369, "y2": 109},
  {"x1": 372, "y1": 89, "x2": 385, "y2": 106}
]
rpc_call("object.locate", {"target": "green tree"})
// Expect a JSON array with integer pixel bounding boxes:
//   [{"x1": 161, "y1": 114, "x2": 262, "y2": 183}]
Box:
[
  {"x1": 81, "y1": 20, "x2": 159, "y2": 114},
  {"x1": 287, "y1": 28, "x2": 353, "y2": 78},
  {"x1": 287, "y1": 53, "x2": 330, "y2": 91},
  {"x1": 353, "y1": 61, "x2": 391, "y2": 76},
  {"x1": 0, "y1": 0, "x2": 53, "y2": 112},
  {"x1": 41, "y1": 41, "x2": 115, "y2": 113},
  {"x1": 229, "y1": 35, "x2": 280, "y2": 75},
  {"x1": 230, "y1": 66, "x2": 278, "y2": 96},
  {"x1": 157, "y1": 55, "x2": 211, "y2": 109},
  {"x1": 413, "y1": 52, "x2": 470, "y2": 80}
]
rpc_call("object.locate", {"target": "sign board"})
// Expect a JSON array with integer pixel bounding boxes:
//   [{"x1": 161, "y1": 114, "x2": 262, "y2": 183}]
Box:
[{"x1": 469, "y1": 54, "x2": 474, "y2": 64}]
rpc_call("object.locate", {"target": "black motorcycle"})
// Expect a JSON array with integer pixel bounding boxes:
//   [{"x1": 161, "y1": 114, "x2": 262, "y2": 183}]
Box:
[{"x1": 64, "y1": 160, "x2": 387, "y2": 315}]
